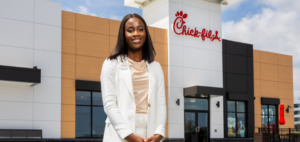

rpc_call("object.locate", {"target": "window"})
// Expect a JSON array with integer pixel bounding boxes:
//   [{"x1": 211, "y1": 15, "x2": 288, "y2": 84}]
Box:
[
  {"x1": 295, "y1": 110, "x2": 300, "y2": 115},
  {"x1": 76, "y1": 91, "x2": 106, "y2": 138},
  {"x1": 261, "y1": 105, "x2": 277, "y2": 133},
  {"x1": 227, "y1": 101, "x2": 246, "y2": 138}
]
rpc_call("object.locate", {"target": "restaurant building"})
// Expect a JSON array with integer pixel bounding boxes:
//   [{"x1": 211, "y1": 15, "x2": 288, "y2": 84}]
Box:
[{"x1": 0, "y1": 0, "x2": 294, "y2": 141}]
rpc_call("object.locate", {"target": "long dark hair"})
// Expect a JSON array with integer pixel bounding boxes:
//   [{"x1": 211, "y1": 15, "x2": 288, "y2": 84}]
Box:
[{"x1": 108, "y1": 13, "x2": 156, "y2": 63}]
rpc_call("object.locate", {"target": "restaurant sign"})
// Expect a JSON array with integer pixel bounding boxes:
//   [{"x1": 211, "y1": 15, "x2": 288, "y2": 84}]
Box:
[{"x1": 173, "y1": 11, "x2": 221, "y2": 42}]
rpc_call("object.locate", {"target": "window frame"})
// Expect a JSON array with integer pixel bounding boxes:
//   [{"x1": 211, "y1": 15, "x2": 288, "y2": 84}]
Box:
[
  {"x1": 261, "y1": 104, "x2": 278, "y2": 134},
  {"x1": 75, "y1": 90, "x2": 104, "y2": 138},
  {"x1": 226, "y1": 100, "x2": 247, "y2": 138},
  {"x1": 184, "y1": 95, "x2": 210, "y2": 142}
]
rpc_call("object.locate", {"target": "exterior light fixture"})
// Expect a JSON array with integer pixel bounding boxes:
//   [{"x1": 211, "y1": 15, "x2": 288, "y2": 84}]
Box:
[
  {"x1": 286, "y1": 105, "x2": 292, "y2": 113},
  {"x1": 176, "y1": 99, "x2": 180, "y2": 106},
  {"x1": 216, "y1": 101, "x2": 220, "y2": 108}
]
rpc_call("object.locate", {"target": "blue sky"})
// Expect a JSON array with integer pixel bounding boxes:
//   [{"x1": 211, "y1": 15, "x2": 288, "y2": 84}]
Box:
[
  {"x1": 52, "y1": 0, "x2": 142, "y2": 20},
  {"x1": 222, "y1": 0, "x2": 265, "y2": 22}
]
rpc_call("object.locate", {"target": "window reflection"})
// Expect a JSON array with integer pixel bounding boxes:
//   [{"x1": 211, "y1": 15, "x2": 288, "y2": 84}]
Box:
[
  {"x1": 261, "y1": 115, "x2": 268, "y2": 128},
  {"x1": 228, "y1": 113, "x2": 236, "y2": 137},
  {"x1": 261, "y1": 105, "x2": 277, "y2": 133},
  {"x1": 76, "y1": 106, "x2": 91, "y2": 137},
  {"x1": 76, "y1": 91, "x2": 91, "y2": 105},
  {"x1": 261, "y1": 105, "x2": 268, "y2": 115},
  {"x1": 237, "y1": 113, "x2": 246, "y2": 137},
  {"x1": 269, "y1": 106, "x2": 276, "y2": 115},
  {"x1": 93, "y1": 92, "x2": 102, "y2": 106},
  {"x1": 198, "y1": 113, "x2": 208, "y2": 128},
  {"x1": 237, "y1": 102, "x2": 245, "y2": 113},
  {"x1": 227, "y1": 101, "x2": 246, "y2": 138},
  {"x1": 184, "y1": 112, "x2": 196, "y2": 132},
  {"x1": 76, "y1": 90, "x2": 105, "y2": 138},
  {"x1": 269, "y1": 116, "x2": 275, "y2": 125},
  {"x1": 92, "y1": 107, "x2": 106, "y2": 137},
  {"x1": 184, "y1": 98, "x2": 208, "y2": 111},
  {"x1": 227, "y1": 101, "x2": 235, "y2": 112}
]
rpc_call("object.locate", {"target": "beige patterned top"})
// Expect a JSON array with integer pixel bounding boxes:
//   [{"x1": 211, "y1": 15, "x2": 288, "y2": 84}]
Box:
[{"x1": 128, "y1": 57, "x2": 149, "y2": 114}]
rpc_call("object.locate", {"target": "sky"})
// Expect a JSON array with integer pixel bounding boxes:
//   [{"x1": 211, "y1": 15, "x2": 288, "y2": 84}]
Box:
[
  {"x1": 52, "y1": 0, "x2": 142, "y2": 20},
  {"x1": 53, "y1": 0, "x2": 300, "y2": 101}
]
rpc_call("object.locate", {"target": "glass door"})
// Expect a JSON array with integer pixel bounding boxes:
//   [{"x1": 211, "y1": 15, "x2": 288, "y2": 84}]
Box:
[
  {"x1": 184, "y1": 97, "x2": 209, "y2": 142},
  {"x1": 198, "y1": 112, "x2": 208, "y2": 142},
  {"x1": 185, "y1": 112, "x2": 197, "y2": 142}
]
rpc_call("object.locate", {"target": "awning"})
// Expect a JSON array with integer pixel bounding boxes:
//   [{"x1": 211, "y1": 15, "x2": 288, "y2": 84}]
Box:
[
  {"x1": 184, "y1": 86, "x2": 224, "y2": 97},
  {"x1": 0, "y1": 65, "x2": 41, "y2": 86}
]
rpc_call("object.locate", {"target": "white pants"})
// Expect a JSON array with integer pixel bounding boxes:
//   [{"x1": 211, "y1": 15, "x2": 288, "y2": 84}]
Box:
[{"x1": 134, "y1": 113, "x2": 148, "y2": 139}]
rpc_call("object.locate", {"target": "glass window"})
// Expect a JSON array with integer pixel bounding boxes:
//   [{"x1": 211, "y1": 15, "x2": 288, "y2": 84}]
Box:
[
  {"x1": 92, "y1": 107, "x2": 106, "y2": 137},
  {"x1": 237, "y1": 113, "x2": 246, "y2": 137},
  {"x1": 269, "y1": 116, "x2": 275, "y2": 125},
  {"x1": 261, "y1": 105, "x2": 277, "y2": 133},
  {"x1": 198, "y1": 112, "x2": 208, "y2": 128},
  {"x1": 184, "y1": 98, "x2": 208, "y2": 111},
  {"x1": 227, "y1": 101, "x2": 236, "y2": 112},
  {"x1": 269, "y1": 106, "x2": 276, "y2": 115},
  {"x1": 261, "y1": 105, "x2": 268, "y2": 115},
  {"x1": 237, "y1": 102, "x2": 245, "y2": 113},
  {"x1": 76, "y1": 91, "x2": 106, "y2": 138},
  {"x1": 184, "y1": 112, "x2": 196, "y2": 132},
  {"x1": 227, "y1": 101, "x2": 246, "y2": 138},
  {"x1": 76, "y1": 106, "x2": 91, "y2": 137},
  {"x1": 93, "y1": 92, "x2": 103, "y2": 106},
  {"x1": 76, "y1": 91, "x2": 91, "y2": 105},
  {"x1": 227, "y1": 113, "x2": 236, "y2": 137},
  {"x1": 261, "y1": 115, "x2": 268, "y2": 128}
]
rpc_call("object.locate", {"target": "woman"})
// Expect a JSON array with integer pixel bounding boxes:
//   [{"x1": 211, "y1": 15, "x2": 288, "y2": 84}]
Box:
[{"x1": 100, "y1": 13, "x2": 166, "y2": 142}]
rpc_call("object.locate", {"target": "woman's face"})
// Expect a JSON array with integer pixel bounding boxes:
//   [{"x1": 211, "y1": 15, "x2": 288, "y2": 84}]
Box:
[{"x1": 124, "y1": 17, "x2": 146, "y2": 51}]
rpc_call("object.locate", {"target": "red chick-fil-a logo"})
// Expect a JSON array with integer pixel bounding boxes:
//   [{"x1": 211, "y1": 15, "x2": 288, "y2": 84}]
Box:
[{"x1": 173, "y1": 11, "x2": 221, "y2": 42}]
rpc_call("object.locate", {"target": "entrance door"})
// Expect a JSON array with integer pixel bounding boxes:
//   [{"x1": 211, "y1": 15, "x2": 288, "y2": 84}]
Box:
[{"x1": 184, "y1": 97, "x2": 209, "y2": 142}]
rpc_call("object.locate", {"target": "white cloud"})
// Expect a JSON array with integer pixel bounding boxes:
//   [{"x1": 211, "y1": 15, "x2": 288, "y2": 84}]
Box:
[
  {"x1": 78, "y1": 5, "x2": 97, "y2": 16},
  {"x1": 222, "y1": 0, "x2": 300, "y2": 98},
  {"x1": 109, "y1": 14, "x2": 123, "y2": 21},
  {"x1": 84, "y1": 0, "x2": 122, "y2": 8},
  {"x1": 63, "y1": 7, "x2": 74, "y2": 12},
  {"x1": 258, "y1": 0, "x2": 300, "y2": 11}
]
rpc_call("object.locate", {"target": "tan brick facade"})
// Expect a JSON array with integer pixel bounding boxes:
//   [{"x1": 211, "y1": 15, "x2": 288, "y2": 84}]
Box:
[{"x1": 254, "y1": 50, "x2": 294, "y2": 131}]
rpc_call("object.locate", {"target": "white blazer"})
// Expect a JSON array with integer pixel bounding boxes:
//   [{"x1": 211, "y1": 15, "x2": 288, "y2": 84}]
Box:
[{"x1": 100, "y1": 56, "x2": 166, "y2": 142}]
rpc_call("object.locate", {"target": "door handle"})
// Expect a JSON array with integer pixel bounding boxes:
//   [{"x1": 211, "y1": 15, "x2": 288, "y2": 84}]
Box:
[{"x1": 195, "y1": 127, "x2": 200, "y2": 132}]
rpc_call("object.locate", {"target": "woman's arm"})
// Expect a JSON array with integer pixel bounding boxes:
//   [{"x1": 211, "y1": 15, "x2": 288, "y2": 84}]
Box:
[
  {"x1": 101, "y1": 59, "x2": 133, "y2": 139},
  {"x1": 153, "y1": 63, "x2": 167, "y2": 138}
]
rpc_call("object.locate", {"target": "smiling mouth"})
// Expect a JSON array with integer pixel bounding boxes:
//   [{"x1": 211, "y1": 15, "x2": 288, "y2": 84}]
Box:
[{"x1": 132, "y1": 39, "x2": 141, "y2": 44}]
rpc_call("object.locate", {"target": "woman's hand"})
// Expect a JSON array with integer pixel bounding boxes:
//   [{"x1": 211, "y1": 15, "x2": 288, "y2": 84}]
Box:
[
  {"x1": 125, "y1": 134, "x2": 145, "y2": 142},
  {"x1": 145, "y1": 134, "x2": 163, "y2": 142},
  {"x1": 135, "y1": 135, "x2": 145, "y2": 142}
]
